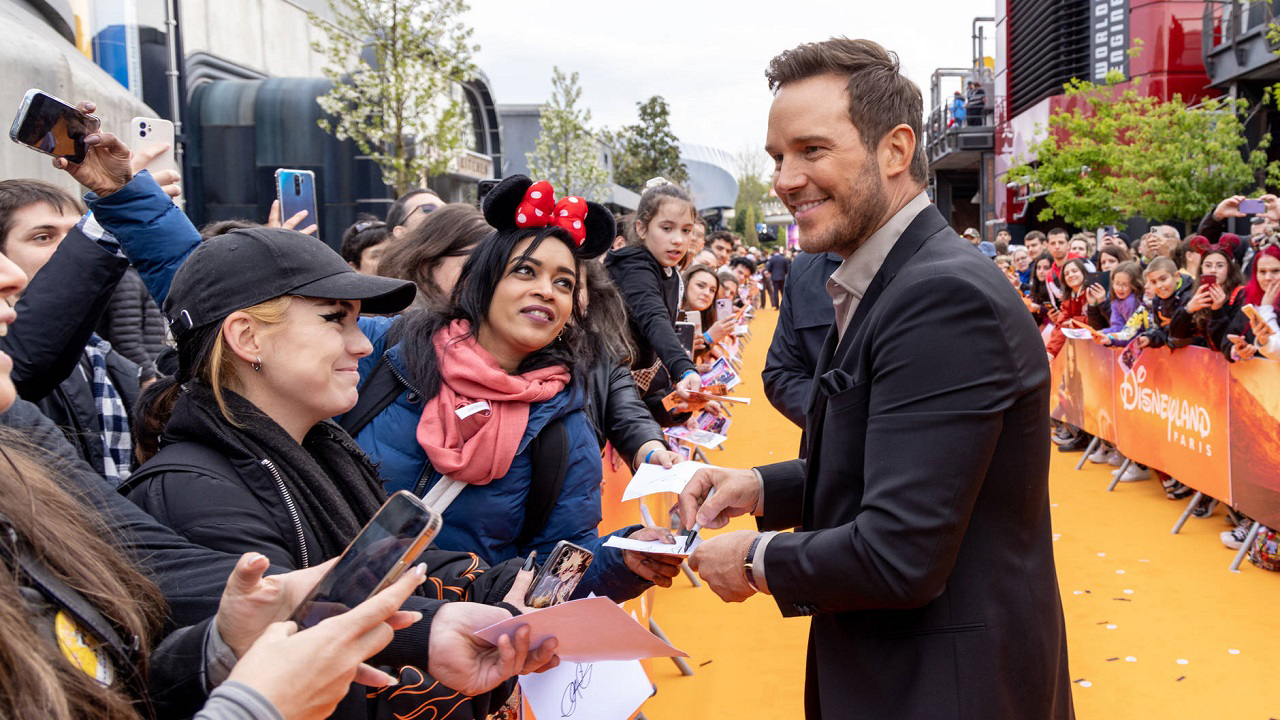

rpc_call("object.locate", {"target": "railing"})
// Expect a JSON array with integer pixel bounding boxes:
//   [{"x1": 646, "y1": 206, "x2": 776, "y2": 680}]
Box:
[{"x1": 1202, "y1": 0, "x2": 1280, "y2": 71}]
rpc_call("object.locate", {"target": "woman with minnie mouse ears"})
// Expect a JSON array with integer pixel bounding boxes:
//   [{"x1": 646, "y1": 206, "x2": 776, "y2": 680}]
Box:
[{"x1": 348, "y1": 175, "x2": 684, "y2": 605}]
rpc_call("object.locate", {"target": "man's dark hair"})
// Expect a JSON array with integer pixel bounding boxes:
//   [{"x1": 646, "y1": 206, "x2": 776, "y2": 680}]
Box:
[
  {"x1": 199, "y1": 219, "x2": 260, "y2": 241},
  {"x1": 1047, "y1": 227, "x2": 1070, "y2": 240},
  {"x1": 1024, "y1": 230, "x2": 1046, "y2": 244},
  {"x1": 377, "y1": 204, "x2": 491, "y2": 307},
  {"x1": 0, "y1": 179, "x2": 82, "y2": 252},
  {"x1": 729, "y1": 255, "x2": 756, "y2": 272},
  {"x1": 708, "y1": 230, "x2": 735, "y2": 249},
  {"x1": 765, "y1": 37, "x2": 927, "y2": 183},
  {"x1": 339, "y1": 216, "x2": 390, "y2": 267}
]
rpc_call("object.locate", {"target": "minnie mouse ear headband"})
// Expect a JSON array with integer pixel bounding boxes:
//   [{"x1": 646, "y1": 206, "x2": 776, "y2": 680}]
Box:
[
  {"x1": 1189, "y1": 234, "x2": 1240, "y2": 256},
  {"x1": 481, "y1": 175, "x2": 613, "y2": 259}
]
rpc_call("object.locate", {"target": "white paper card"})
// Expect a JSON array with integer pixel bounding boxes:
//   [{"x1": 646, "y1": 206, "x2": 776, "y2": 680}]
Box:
[
  {"x1": 1061, "y1": 327, "x2": 1093, "y2": 340},
  {"x1": 520, "y1": 659, "x2": 652, "y2": 720},
  {"x1": 621, "y1": 461, "x2": 713, "y2": 501},
  {"x1": 473, "y1": 596, "x2": 688, "y2": 662},
  {"x1": 603, "y1": 534, "x2": 702, "y2": 557}
]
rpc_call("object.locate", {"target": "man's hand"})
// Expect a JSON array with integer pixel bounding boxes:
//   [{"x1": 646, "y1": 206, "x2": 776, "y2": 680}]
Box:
[
  {"x1": 622, "y1": 527, "x2": 684, "y2": 588},
  {"x1": 677, "y1": 467, "x2": 761, "y2": 532},
  {"x1": 427, "y1": 603, "x2": 560, "y2": 696},
  {"x1": 688, "y1": 530, "x2": 758, "y2": 603},
  {"x1": 216, "y1": 553, "x2": 335, "y2": 658},
  {"x1": 1264, "y1": 194, "x2": 1280, "y2": 224},
  {"x1": 226, "y1": 564, "x2": 427, "y2": 720},
  {"x1": 130, "y1": 142, "x2": 181, "y2": 199},
  {"x1": 52, "y1": 101, "x2": 133, "y2": 197},
  {"x1": 1213, "y1": 195, "x2": 1247, "y2": 221}
]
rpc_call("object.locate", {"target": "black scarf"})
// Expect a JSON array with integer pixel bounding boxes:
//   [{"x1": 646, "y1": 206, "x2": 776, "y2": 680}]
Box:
[{"x1": 163, "y1": 381, "x2": 387, "y2": 561}]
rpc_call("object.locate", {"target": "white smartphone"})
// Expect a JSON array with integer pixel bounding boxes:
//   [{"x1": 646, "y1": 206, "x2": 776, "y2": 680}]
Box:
[{"x1": 130, "y1": 117, "x2": 177, "y2": 176}]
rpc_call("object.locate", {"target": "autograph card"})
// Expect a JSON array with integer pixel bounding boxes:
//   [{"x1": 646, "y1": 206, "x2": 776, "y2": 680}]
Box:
[
  {"x1": 700, "y1": 357, "x2": 741, "y2": 390},
  {"x1": 622, "y1": 461, "x2": 712, "y2": 501},
  {"x1": 1060, "y1": 327, "x2": 1093, "y2": 340},
  {"x1": 664, "y1": 426, "x2": 726, "y2": 449},
  {"x1": 1118, "y1": 336, "x2": 1145, "y2": 373},
  {"x1": 695, "y1": 410, "x2": 731, "y2": 435},
  {"x1": 519, "y1": 659, "x2": 651, "y2": 720},
  {"x1": 473, "y1": 596, "x2": 687, "y2": 662},
  {"x1": 604, "y1": 534, "x2": 703, "y2": 557}
]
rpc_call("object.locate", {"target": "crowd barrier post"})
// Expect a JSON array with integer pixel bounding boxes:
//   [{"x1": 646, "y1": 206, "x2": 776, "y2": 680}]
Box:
[
  {"x1": 1075, "y1": 436, "x2": 1100, "y2": 471},
  {"x1": 1107, "y1": 459, "x2": 1131, "y2": 492},
  {"x1": 1229, "y1": 521, "x2": 1262, "y2": 572},
  {"x1": 649, "y1": 618, "x2": 695, "y2": 676},
  {"x1": 1170, "y1": 491, "x2": 1204, "y2": 535}
]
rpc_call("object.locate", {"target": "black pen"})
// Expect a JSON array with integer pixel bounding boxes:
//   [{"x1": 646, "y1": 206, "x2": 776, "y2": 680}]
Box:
[{"x1": 522, "y1": 550, "x2": 537, "y2": 572}]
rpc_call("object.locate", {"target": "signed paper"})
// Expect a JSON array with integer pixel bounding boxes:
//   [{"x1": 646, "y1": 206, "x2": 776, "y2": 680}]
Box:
[
  {"x1": 519, "y1": 659, "x2": 651, "y2": 720},
  {"x1": 622, "y1": 461, "x2": 713, "y2": 501},
  {"x1": 664, "y1": 426, "x2": 727, "y2": 449},
  {"x1": 700, "y1": 357, "x2": 741, "y2": 390},
  {"x1": 603, "y1": 534, "x2": 703, "y2": 557},
  {"x1": 1061, "y1": 327, "x2": 1093, "y2": 340},
  {"x1": 473, "y1": 596, "x2": 688, "y2": 662}
]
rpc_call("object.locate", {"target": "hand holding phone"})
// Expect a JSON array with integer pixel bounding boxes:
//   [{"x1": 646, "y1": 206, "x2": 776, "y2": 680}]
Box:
[
  {"x1": 1239, "y1": 198, "x2": 1266, "y2": 214},
  {"x1": 275, "y1": 169, "x2": 319, "y2": 239},
  {"x1": 715, "y1": 298, "x2": 734, "y2": 323},
  {"x1": 289, "y1": 491, "x2": 442, "y2": 629},
  {"x1": 675, "y1": 321, "x2": 696, "y2": 358},
  {"x1": 524, "y1": 541, "x2": 592, "y2": 609},
  {"x1": 10, "y1": 90, "x2": 99, "y2": 163}
]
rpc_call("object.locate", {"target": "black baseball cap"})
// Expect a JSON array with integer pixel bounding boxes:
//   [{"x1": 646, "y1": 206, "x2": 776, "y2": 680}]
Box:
[{"x1": 164, "y1": 227, "x2": 416, "y2": 339}]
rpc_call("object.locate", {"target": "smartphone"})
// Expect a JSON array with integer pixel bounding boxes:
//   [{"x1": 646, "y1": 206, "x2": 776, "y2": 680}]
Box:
[
  {"x1": 130, "y1": 117, "x2": 177, "y2": 176},
  {"x1": 525, "y1": 540, "x2": 593, "y2": 609},
  {"x1": 684, "y1": 310, "x2": 703, "y2": 337},
  {"x1": 9, "y1": 89, "x2": 100, "y2": 164},
  {"x1": 289, "y1": 491, "x2": 442, "y2": 629},
  {"x1": 715, "y1": 298, "x2": 734, "y2": 323},
  {"x1": 1240, "y1": 198, "x2": 1266, "y2": 214},
  {"x1": 1085, "y1": 271, "x2": 1110, "y2": 290},
  {"x1": 1243, "y1": 304, "x2": 1262, "y2": 324},
  {"x1": 675, "y1": 321, "x2": 696, "y2": 358},
  {"x1": 276, "y1": 169, "x2": 318, "y2": 237}
]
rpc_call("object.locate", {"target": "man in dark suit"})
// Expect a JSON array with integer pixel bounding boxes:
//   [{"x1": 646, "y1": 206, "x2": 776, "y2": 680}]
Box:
[
  {"x1": 762, "y1": 250, "x2": 842, "y2": 430},
  {"x1": 682, "y1": 38, "x2": 1073, "y2": 719},
  {"x1": 764, "y1": 239, "x2": 790, "y2": 308}
]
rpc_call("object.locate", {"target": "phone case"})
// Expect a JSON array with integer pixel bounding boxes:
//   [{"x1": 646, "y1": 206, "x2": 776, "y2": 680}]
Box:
[
  {"x1": 525, "y1": 541, "x2": 593, "y2": 608},
  {"x1": 276, "y1": 169, "x2": 318, "y2": 235},
  {"x1": 130, "y1": 117, "x2": 177, "y2": 176},
  {"x1": 9, "y1": 89, "x2": 100, "y2": 162}
]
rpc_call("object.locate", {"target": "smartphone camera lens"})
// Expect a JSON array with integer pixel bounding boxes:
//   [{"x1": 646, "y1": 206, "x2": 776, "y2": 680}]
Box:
[
  {"x1": 294, "y1": 176, "x2": 302, "y2": 194},
  {"x1": 139, "y1": 121, "x2": 146, "y2": 129},
  {"x1": 139, "y1": 130, "x2": 147, "y2": 137}
]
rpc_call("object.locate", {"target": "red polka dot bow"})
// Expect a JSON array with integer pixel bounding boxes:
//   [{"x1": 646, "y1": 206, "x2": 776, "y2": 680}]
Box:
[{"x1": 514, "y1": 181, "x2": 588, "y2": 245}]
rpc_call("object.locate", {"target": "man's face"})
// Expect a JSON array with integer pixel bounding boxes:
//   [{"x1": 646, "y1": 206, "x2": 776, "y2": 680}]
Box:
[
  {"x1": 711, "y1": 238, "x2": 733, "y2": 266},
  {"x1": 689, "y1": 224, "x2": 706, "y2": 256},
  {"x1": 733, "y1": 263, "x2": 751, "y2": 286},
  {"x1": 996, "y1": 230, "x2": 1011, "y2": 245},
  {"x1": 1026, "y1": 236, "x2": 1043, "y2": 257},
  {"x1": 965, "y1": 233, "x2": 980, "y2": 245},
  {"x1": 354, "y1": 240, "x2": 390, "y2": 276},
  {"x1": 767, "y1": 73, "x2": 889, "y2": 257},
  {"x1": 1046, "y1": 233, "x2": 1069, "y2": 262},
  {"x1": 1158, "y1": 226, "x2": 1180, "y2": 250},
  {"x1": 1, "y1": 202, "x2": 78, "y2": 282}
]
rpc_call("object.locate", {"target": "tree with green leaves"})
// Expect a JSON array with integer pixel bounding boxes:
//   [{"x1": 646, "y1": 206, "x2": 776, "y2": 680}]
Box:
[
  {"x1": 609, "y1": 96, "x2": 689, "y2": 193},
  {"x1": 526, "y1": 67, "x2": 608, "y2": 202},
  {"x1": 310, "y1": 0, "x2": 478, "y2": 195},
  {"x1": 731, "y1": 147, "x2": 770, "y2": 245},
  {"x1": 1008, "y1": 69, "x2": 1272, "y2": 229}
]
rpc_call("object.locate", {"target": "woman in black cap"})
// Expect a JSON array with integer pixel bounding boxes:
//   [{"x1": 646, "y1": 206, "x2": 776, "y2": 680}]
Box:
[{"x1": 125, "y1": 227, "x2": 558, "y2": 719}]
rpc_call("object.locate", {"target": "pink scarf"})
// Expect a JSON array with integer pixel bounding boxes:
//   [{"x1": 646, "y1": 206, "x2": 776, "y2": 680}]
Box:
[{"x1": 417, "y1": 319, "x2": 570, "y2": 485}]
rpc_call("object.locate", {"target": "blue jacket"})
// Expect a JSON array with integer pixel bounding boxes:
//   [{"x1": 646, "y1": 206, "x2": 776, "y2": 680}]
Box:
[
  {"x1": 349, "y1": 316, "x2": 649, "y2": 602},
  {"x1": 86, "y1": 170, "x2": 202, "y2": 305}
]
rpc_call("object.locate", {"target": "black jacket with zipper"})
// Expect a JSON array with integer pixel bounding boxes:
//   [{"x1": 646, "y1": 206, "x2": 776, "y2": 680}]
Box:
[
  {"x1": 585, "y1": 359, "x2": 668, "y2": 462},
  {"x1": 604, "y1": 244, "x2": 697, "y2": 381}
]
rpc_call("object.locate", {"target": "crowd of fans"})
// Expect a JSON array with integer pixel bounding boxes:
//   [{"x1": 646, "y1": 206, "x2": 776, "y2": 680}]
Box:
[
  {"x1": 0, "y1": 102, "x2": 798, "y2": 720},
  {"x1": 986, "y1": 199, "x2": 1280, "y2": 568}
]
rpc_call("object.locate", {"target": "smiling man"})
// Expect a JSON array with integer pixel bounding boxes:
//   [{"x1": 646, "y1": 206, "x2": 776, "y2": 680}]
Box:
[{"x1": 680, "y1": 38, "x2": 1073, "y2": 719}]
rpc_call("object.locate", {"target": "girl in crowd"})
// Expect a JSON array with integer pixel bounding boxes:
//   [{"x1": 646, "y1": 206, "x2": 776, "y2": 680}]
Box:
[
  {"x1": 718, "y1": 272, "x2": 741, "y2": 305},
  {"x1": 356, "y1": 176, "x2": 681, "y2": 602},
  {"x1": 125, "y1": 227, "x2": 556, "y2": 717},
  {"x1": 1087, "y1": 262, "x2": 1145, "y2": 467},
  {"x1": 604, "y1": 180, "x2": 701, "y2": 407},
  {"x1": 1170, "y1": 238, "x2": 1246, "y2": 355},
  {"x1": 1068, "y1": 235, "x2": 1092, "y2": 263},
  {"x1": 0, "y1": 242, "x2": 542, "y2": 720},
  {"x1": 1098, "y1": 245, "x2": 1130, "y2": 272},
  {"x1": 1027, "y1": 253, "x2": 1055, "y2": 325},
  {"x1": 1174, "y1": 236, "x2": 1204, "y2": 280},
  {"x1": 376, "y1": 204, "x2": 491, "y2": 310},
  {"x1": 1226, "y1": 242, "x2": 1280, "y2": 361},
  {"x1": 680, "y1": 264, "x2": 736, "y2": 366},
  {"x1": 1045, "y1": 258, "x2": 1090, "y2": 357}
]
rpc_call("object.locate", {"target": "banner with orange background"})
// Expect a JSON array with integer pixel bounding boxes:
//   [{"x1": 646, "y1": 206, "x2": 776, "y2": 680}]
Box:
[
  {"x1": 1111, "y1": 346, "x2": 1232, "y2": 503},
  {"x1": 1050, "y1": 339, "x2": 1117, "y2": 443},
  {"x1": 1227, "y1": 358, "x2": 1280, "y2": 528}
]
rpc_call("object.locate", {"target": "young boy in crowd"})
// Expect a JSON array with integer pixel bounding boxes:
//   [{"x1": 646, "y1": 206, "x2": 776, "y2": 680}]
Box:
[{"x1": 1137, "y1": 257, "x2": 1196, "y2": 351}]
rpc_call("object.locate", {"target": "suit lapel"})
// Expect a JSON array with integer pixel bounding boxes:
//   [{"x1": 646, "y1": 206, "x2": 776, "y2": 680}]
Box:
[{"x1": 831, "y1": 205, "x2": 949, "y2": 364}]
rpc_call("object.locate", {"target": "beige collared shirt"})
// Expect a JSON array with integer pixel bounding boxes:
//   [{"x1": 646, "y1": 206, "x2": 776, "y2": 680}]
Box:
[{"x1": 826, "y1": 191, "x2": 932, "y2": 340}]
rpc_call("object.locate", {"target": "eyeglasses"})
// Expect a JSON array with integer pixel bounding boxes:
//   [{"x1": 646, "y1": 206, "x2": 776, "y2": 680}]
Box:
[{"x1": 416, "y1": 204, "x2": 440, "y2": 216}]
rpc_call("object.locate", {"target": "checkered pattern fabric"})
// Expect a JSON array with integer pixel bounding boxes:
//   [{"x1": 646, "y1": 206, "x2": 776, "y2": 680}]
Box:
[{"x1": 84, "y1": 334, "x2": 132, "y2": 485}]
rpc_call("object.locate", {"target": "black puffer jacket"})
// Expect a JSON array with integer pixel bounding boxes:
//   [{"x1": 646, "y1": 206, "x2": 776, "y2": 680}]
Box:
[
  {"x1": 604, "y1": 245, "x2": 697, "y2": 381},
  {"x1": 97, "y1": 267, "x2": 168, "y2": 371},
  {"x1": 585, "y1": 359, "x2": 667, "y2": 462}
]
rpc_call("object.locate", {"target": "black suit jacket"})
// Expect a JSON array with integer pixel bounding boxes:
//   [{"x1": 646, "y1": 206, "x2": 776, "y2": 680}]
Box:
[
  {"x1": 762, "y1": 251, "x2": 842, "y2": 429},
  {"x1": 756, "y1": 205, "x2": 1073, "y2": 719}
]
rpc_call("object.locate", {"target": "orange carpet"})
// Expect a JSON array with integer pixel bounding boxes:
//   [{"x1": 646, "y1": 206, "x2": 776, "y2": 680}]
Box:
[{"x1": 640, "y1": 307, "x2": 1280, "y2": 719}]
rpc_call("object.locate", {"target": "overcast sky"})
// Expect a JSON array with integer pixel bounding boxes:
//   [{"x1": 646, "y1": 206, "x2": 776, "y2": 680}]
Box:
[{"x1": 463, "y1": 0, "x2": 996, "y2": 174}]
